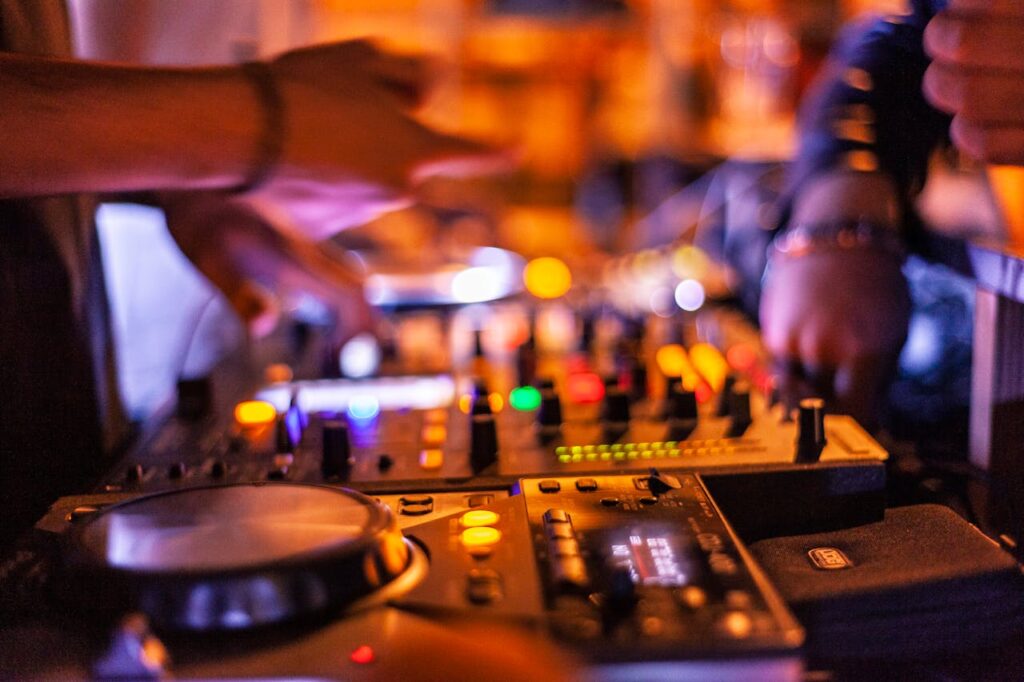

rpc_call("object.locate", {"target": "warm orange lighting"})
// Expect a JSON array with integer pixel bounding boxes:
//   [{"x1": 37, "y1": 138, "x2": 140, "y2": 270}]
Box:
[
  {"x1": 524, "y1": 257, "x2": 572, "y2": 299},
  {"x1": 488, "y1": 392, "x2": 505, "y2": 413},
  {"x1": 234, "y1": 400, "x2": 277, "y2": 428},
  {"x1": 566, "y1": 372, "x2": 605, "y2": 404},
  {"x1": 461, "y1": 526, "x2": 502, "y2": 548},
  {"x1": 461, "y1": 510, "x2": 500, "y2": 528},
  {"x1": 726, "y1": 344, "x2": 758, "y2": 372},
  {"x1": 263, "y1": 363, "x2": 293, "y2": 384},
  {"x1": 459, "y1": 394, "x2": 473, "y2": 415},
  {"x1": 689, "y1": 343, "x2": 730, "y2": 393},
  {"x1": 655, "y1": 344, "x2": 688, "y2": 377},
  {"x1": 421, "y1": 425, "x2": 447, "y2": 446}
]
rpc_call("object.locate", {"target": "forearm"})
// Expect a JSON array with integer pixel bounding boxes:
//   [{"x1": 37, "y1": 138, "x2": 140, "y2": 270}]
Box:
[{"x1": 0, "y1": 53, "x2": 259, "y2": 198}]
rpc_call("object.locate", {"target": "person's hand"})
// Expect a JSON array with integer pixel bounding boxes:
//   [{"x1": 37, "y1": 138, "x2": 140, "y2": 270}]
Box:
[
  {"x1": 242, "y1": 40, "x2": 514, "y2": 238},
  {"x1": 924, "y1": 0, "x2": 1024, "y2": 164},
  {"x1": 760, "y1": 249, "x2": 911, "y2": 428},
  {"x1": 160, "y1": 192, "x2": 372, "y2": 342}
]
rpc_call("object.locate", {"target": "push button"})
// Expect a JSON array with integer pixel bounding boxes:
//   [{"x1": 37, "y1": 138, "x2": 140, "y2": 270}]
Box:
[
  {"x1": 466, "y1": 568, "x2": 504, "y2": 605},
  {"x1": 461, "y1": 510, "x2": 499, "y2": 527},
  {"x1": 399, "y1": 495, "x2": 434, "y2": 516},
  {"x1": 461, "y1": 526, "x2": 502, "y2": 549},
  {"x1": 466, "y1": 494, "x2": 494, "y2": 508},
  {"x1": 546, "y1": 524, "x2": 575, "y2": 540},
  {"x1": 575, "y1": 478, "x2": 598, "y2": 492},
  {"x1": 538, "y1": 480, "x2": 561, "y2": 493}
]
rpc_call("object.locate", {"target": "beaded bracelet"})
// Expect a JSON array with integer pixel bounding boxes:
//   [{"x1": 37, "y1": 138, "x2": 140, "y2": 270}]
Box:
[
  {"x1": 769, "y1": 220, "x2": 907, "y2": 262},
  {"x1": 233, "y1": 61, "x2": 285, "y2": 195}
]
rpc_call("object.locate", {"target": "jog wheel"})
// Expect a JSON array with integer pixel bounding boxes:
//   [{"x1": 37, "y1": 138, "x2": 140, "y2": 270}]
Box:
[{"x1": 63, "y1": 483, "x2": 425, "y2": 631}]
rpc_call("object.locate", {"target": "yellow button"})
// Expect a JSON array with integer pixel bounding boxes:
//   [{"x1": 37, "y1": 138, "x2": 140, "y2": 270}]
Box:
[
  {"x1": 421, "y1": 425, "x2": 447, "y2": 446},
  {"x1": 234, "y1": 400, "x2": 277, "y2": 427},
  {"x1": 419, "y1": 449, "x2": 443, "y2": 471},
  {"x1": 460, "y1": 527, "x2": 502, "y2": 548},
  {"x1": 461, "y1": 510, "x2": 499, "y2": 528}
]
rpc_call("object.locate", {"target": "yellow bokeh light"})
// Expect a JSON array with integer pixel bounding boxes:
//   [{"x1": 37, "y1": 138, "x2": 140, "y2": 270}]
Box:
[
  {"x1": 488, "y1": 392, "x2": 504, "y2": 413},
  {"x1": 234, "y1": 400, "x2": 277, "y2": 428},
  {"x1": 671, "y1": 246, "x2": 710, "y2": 280},
  {"x1": 689, "y1": 343, "x2": 730, "y2": 393},
  {"x1": 524, "y1": 257, "x2": 572, "y2": 299},
  {"x1": 655, "y1": 344, "x2": 688, "y2": 378}
]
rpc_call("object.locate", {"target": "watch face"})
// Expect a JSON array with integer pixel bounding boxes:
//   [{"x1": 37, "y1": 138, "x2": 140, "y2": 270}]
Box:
[{"x1": 78, "y1": 484, "x2": 379, "y2": 573}]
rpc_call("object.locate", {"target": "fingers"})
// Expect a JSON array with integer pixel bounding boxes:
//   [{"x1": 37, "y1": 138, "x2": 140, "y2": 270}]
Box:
[
  {"x1": 924, "y1": 7, "x2": 1024, "y2": 164},
  {"x1": 410, "y1": 128, "x2": 519, "y2": 183}
]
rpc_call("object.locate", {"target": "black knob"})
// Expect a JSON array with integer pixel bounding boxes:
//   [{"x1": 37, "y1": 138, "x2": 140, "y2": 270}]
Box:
[
  {"x1": 209, "y1": 460, "x2": 226, "y2": 478},
  {"x1": 795, "y1": 398, "x2": 827, "y2": 462},
  {"x1": 176, "y1": 376, "x2": 212, "y2": 420},
  {"x1": 537, "y1": 390, "x2": 563, "y2": 428},
  {"x1": 727, "y1": 381, "x2": 752, "y2": 434},
  {"x1": 668, "y1": 385, "x2": 698, "y2": 421},
  {"x1": 321, "y1": 418, "x2": 352, "y2": 480},
  {"x1": 647, "y1": 468, "x2": 682, "y2": 495},
  {"x1": 168, "y1": 462, "x2": 187, "y2": 480},
  {"x1": 471, "y1": 395, "x2": 492, "y2": 416},
  {"x1": 601, "y1": 380, "x2": 631, "y2": 424},
  {"x1": 516, "y1": 337, "x2": 537, "y2": 387},
  {"x1": 716, "y1": 374, "x2": 738, "y2": 417},
  {"x1": 470, "y1": 414, "x2": 499, "y2": 474}
]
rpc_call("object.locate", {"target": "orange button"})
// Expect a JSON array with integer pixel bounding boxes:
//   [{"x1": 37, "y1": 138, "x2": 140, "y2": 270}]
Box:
[
  {"x1": 421, "y1": 424, "x2": 447, "y2": 447},
  {"x1": 419, "y1": 449, "x2": 443, "y2": 471},
  {"x1": 460, "y1": 510, "x2": 499, "y2": 528},
  {"x1": 234, "y1": 400, "x2": 277, "y2": 428},
  {"x1": 460, "y1": 526, "x2": 502, "y2": 549}
]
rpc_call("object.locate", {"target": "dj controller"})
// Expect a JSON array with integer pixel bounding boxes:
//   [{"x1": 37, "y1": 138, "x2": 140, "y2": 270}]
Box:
[{"x1": 1, "y1": 272, "x2": 898, "y2": 679}]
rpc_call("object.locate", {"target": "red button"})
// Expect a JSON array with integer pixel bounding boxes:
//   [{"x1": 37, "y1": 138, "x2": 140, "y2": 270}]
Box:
[{"x1": 350, "y1": 645, "x2": 375, "y2": 665}]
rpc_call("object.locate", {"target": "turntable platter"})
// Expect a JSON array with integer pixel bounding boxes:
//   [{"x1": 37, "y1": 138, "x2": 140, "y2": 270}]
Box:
[{"x1": 64, "y1": 484, "x2": 425, "y2": 631}]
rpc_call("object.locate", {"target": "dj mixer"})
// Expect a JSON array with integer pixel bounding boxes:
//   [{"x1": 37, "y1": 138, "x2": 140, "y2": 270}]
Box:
[{"x1": 1, "y1": 277, "x2": 893, "y2": 679}]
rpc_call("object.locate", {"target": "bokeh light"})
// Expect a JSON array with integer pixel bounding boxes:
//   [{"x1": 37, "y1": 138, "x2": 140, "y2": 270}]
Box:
[{"x1": 524, "y1": 257, "x2": 572, "y2": 299}]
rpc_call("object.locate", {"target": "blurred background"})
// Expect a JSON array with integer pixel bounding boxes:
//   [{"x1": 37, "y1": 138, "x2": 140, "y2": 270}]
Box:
[{"x1": 74, "y1": 0, "x2": 1009, "y2": 456}]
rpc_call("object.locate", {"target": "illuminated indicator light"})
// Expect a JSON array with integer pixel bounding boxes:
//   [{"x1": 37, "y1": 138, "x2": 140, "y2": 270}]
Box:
[
  {"x1": 559, "y1": 454, "x2": 571, "y2": 464},
  {"x1": 656, "y1": 344, "x2": 688, "y2": 378},
  {"x1": 339, "y1": 333, "x2": 381, "y2": 379},
  {"x1": 510, "y1": 386, "x2": 542, "y2": 411},
  {"x1": 601, "y1": 452, "x2": 612, "y2": 461},
  {"x1": 670, "y1": 449, "x2": 681, "y2": 457},
  {"x1": 523, "y1": 257, "x2": 572, "y2": 299},
  {"x1": 655, "y1": 450, "x2": 667, "y2": 458},
  {"x1": 419, "y1": 449, "x2": 443, "y2": 470},
  {"x1": 350, "y1": 645, "x2": 375, "y2": 665},
  {"x1": 614, "y1": 452, "x2": 626, "y2": 460},
  {"x1": 666, "y1": 441, "x2": 678, "y2": 449},
  {"x1": 234, "y1": 400, "x2": 277, "y2": 428},
  {"x1": 488, "y1": 392, "x2": 504, "y2": 413},
  {"x1": 726, "y1": 344, "x2": 758, "y2": 372},
  {"x1": 461, "y1": 527, "x2": 502, "y2": 548},
  {"x1": 572, "y1": 446, "x2": 583, "y2": 455},
  {"x1": 638, "y1": 443, "x2": 650, "y2": 450},
  {"x1": 674, "y1": 279, "x2": 706, "y2": 312},
  {"x1": 721, "y1": 612, "x2": 754, "y2": 639},
  {"x1": 628, "y1": 451, "x2": 639, "y2": 459},
  {"x1": 611, "y1": 444, "x2": 623, "y2": 452},
  {"x1": 421, "y1": 425, "x2": 447, "y2": 446},
  {"x1": 264, "y1": 363, "x2": 293, "y2": 384},
  {"x1": 625, "y1": 443, "x2": 636, "y2": 451},
  {"x1": 689, "y1": 344, "x2": 730, "y2": 393},
  {"x1": 586, "y1": 453, "x2": 598, "y2": 461},
  {"x1": 458, "y1": 394, "x2": 473, "y2": 414},
  {"x1": 641, "y1": 451, "x2": 653, "y2": 459},
  {"x1": 566, "y1": 373, "x2": 605, "y2": 404},
  {"x1": 572, "y1": 454, "x2": 584, "y2": 463},
  {"x1": 584, "y1": 445, "x2": 595, "y2": 454},
  {"x1": 598, "y1": 444, "x2": 610, "y2": 452},
  {"x1": 461, "y1": 510, "x2": 500, "y2": 527},
  {"x1": 555, "y1": 446, "x2": 568, "y2": 456},
  {"x1": 652, "y1": 442, "x2": 664, "y2": 450},
  {"x1": 347, "y1": 396, "x2": 381, "y2": 421},
  {"x1": 671, "y1": 245, "x2": 710, "y2": 280}
]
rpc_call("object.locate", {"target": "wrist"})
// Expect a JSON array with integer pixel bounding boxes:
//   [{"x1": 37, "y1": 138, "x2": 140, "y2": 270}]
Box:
[{"x1": 770, "y1": 219, "x2": 908, "y2": 262}]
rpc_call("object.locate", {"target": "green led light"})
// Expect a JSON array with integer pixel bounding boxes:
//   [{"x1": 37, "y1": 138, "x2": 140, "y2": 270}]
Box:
[
  {"x1": 558, "y1": 454, "x2": 571, "y2": 463},
  {"x1": 628, "y1": 451, "x2": 638, "y2": 459},
  {"x1": 665, "y1": 441, "x2": 678, "y2": 449},
  {"x1": 612, "y1": 444, "x2": 623, "y2": 452},
  {"x1": 669, "y1": 449, "x2": 680, "y2": 457},
  {"x1": 641, "y1": 450, "x2": 653, "y2": 459},
  {"x1": 572, "y1": 446, "x2": 583, "y2": 455},
  {"x1": 652, "y1": 442, "x2": 664, "y2": 450},
  {"x1": 586, "y1": 453, "x2": 598, "y2": 461},
  {"x1": 509, "y1": 386, "x2": 542, "y2": 411},
  {"x1": 614, "y1": 452, "x2": 626, "y2": 460},
  {"x1": 625, "y1": 443, "x2": 636, "y2": 451},
  {"x1": 598, "y1": 444, "x2": 610, "y2": 453},
  {"x1": 555, "y1": 446, "x2": 568, "y2": 456},
  {"x1": 572, "y1": 453, "x2": 584, "y2": 463},
  {"x1": 601, "y1": 452, "x2": 612, "y2": 461}
]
